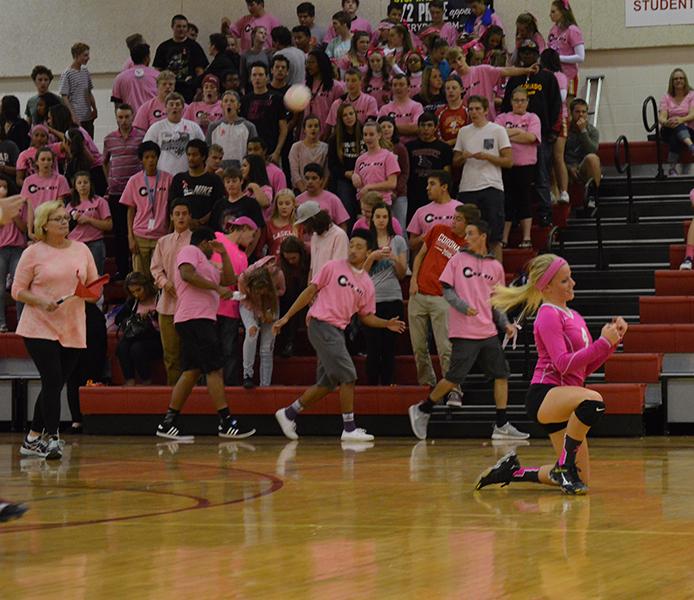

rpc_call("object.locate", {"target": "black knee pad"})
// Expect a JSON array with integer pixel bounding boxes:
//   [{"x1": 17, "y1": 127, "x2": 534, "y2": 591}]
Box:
[{"x1": 574, "y1": 399, "x2": 605, "y2": 427}]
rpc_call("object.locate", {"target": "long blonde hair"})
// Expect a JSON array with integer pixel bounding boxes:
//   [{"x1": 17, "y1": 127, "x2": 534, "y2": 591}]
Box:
[{"x1": 492, "y1": 254, "x2": 561, "y2": 319}]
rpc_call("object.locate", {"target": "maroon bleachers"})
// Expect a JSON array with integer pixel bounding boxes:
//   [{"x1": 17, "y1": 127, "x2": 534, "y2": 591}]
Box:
[
  {"x1": 623, "y1": 324, "x2": 694, "y2": 353},
  {"x1": 640, "y1": 297, "x2": 694, "y2": 323},
  {"x1": 655, "y1": 270, "x2": 694, "y2": 295},
  {"x1": 604, "y1": 353, "x2": 663, "y2": 384}
]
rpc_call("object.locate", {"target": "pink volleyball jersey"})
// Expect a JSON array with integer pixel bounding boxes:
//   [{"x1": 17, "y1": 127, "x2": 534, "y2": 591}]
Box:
[
  {"x1": 531, "y1": 303, "x2": 615, "y2": 387},
  {"x1": 439, "y1": 250, "x2": 504, "y2": 340}
]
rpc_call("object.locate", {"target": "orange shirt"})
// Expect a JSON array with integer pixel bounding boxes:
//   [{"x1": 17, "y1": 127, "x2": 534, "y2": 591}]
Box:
[{"x1": 417, "y1": 225, "x2": 466, "y2": 296}]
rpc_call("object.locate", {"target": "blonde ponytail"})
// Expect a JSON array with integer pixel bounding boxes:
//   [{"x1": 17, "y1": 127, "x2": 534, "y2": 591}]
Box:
[{"x1": 492, "y1": 254, "x2": 562, "y2": 318}]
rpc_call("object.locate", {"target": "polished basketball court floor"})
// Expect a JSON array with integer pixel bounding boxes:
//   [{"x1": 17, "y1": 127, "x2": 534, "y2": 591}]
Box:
[{"x1": 2, "y1": 434, "x2": 694, "y2": 599}]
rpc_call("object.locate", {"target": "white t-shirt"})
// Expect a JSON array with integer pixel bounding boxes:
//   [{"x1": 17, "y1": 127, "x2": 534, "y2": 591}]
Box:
[
  {"x1": 454, "y1": 121, "x2": 511, "y2": 193},
  {"x1": 143, "y1": 118, "x2": 205, "y2": 175}
]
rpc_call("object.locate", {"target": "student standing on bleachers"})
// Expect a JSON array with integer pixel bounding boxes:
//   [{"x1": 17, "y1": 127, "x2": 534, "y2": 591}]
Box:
[
  {"x1": 58, "y1": 43, "x2": 97, "y2": 138},
  {"x1": 0, "y1": 177, "x2": 25, "y2": 332},
  {"x1": 658, "y1": 68, "x2": 694, "y2": 177},
  {"x1": 110, "y1": 44, "x2": 159, "y2": 114}
]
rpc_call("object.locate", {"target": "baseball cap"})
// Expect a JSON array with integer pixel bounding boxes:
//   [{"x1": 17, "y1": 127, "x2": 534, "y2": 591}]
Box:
[
  {"x1": 202, "y1": 74, "x2": 220, "y2": 89},
  {"x1": 519, "y1": 39, "x2": 539, "y2": 52},
  {"x1": 230, "y1": 216, "x2": 258, "y2": 230},
  {"x1": 294, "y1": 200, "x2": 321, "y2": 225}
]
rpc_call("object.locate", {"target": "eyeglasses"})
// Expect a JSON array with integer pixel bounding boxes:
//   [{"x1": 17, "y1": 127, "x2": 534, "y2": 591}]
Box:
[
  {"x1": 48, "y1": 216, "x2": 70, "y2": 223},
  {"x1": 512, "y1": 98, "x2": 528, "y2": 103}
]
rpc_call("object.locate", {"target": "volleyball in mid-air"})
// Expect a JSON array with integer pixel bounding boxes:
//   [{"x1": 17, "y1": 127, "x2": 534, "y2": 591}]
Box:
[{"x1": 284, "y1": 84, "x2": 311, "y2": 112}]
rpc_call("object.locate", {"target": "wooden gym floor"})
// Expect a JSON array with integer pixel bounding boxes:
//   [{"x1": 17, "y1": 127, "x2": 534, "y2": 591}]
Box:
[{"x1": 2, "y1": 434, "x2": 694, "y2": 599}]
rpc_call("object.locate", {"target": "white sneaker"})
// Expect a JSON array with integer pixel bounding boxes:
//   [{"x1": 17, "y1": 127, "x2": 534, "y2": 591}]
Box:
[
  {"x1": 275, "y1": 408, "x2": 299, "y2": 440},
  {"x1": 340, "y1": 428, "x2": 374, "y2": 442},
  {"x1": 408, "y1": 404, "x2": 430, "y2": 440},
  {"x1": 558, "y1": 191, "x2": 570, "y2": 204},
  {"x1": 492, "y1": 422, "x2": 530, "y2": 440},
  {"x1": 446, "y1": 389, "x2": 464, "y2": 408},
  {"x1": 680, "y1": 257, "x2": 693, "y2": 270}
]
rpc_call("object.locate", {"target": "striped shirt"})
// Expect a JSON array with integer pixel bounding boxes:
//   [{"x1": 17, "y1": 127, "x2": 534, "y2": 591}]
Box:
[
  {"x1": 58, "y1": 67, "x2": 93, "y2": 122},
  {"x1": 103, "y1": 127, "x2": 145, "y2": 196}
]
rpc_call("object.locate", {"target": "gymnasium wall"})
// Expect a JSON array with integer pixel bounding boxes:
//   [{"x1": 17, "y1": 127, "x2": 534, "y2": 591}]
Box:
[{"x1": 0, "y1": 1, "x2": 692, "y2": 144}]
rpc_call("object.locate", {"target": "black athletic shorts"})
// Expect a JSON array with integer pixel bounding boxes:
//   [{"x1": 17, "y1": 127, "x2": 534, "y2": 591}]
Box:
[
  {"x1": 525, "y1": 384, "x2": 568, "y2": 434},
  {"x1": 175, "y1": 318, "x2": 224, "y2": 374}
]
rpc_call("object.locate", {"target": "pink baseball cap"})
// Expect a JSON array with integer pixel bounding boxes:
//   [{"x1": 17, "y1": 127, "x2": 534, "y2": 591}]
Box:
[{"x1": 230, "y1": 216, "x2": 258, "y2": 230}]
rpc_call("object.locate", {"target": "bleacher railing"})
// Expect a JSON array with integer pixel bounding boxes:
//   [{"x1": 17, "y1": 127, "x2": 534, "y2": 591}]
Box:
[
  {"x1": 642, "y1": 95, "x2": 667, "y2": 180},
  {"x1": 615, "y1": 135, "x2": 636, "y2": 224}
]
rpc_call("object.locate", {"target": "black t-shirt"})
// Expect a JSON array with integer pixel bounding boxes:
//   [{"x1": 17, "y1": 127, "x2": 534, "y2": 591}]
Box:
[
  {"x1": 327, "y1": 131, "x2": 362, "y2": 182},
  {"x1": 169, "y1": 171, "x2": 225, "y2": 220},
  {"x1": 501, "y1": 70, "x2": 561, "y2": 136},
  {"x1": 0, "y1": 140, "x2": 19, "y2": 168},
  {"x1": 405, "y1": 138, "x2": 453, "y2": 218},
  {"x1": 153, "y1": 38, "x2": 208, "y2": 101},
  {"x1": 240, "y1": 91, "x2": 287, "y2": 153},
  {"x1": 412, "y1": 93, "x2": 447, "y2": 115},
  {"x1": 210, "y1": 196, "x2": 265, "y2": 232}
]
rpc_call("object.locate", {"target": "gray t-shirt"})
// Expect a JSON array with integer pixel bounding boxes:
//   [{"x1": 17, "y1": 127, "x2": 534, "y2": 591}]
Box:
[{"x1": 369, "y1": 234, "x2": 408, "y2": 303}]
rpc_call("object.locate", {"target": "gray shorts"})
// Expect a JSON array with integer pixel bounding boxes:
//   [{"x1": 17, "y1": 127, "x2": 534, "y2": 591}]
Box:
[
  {"x1": 308, "y1": 318, "x2": 357, "y2": 390},
  {"x1": 445, "y1": 335, "x2": 509, "y2": 385}
]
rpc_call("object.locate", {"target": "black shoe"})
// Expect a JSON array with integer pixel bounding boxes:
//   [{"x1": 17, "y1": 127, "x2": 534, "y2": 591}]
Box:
[
  {"x1": 0, "y1": 502, "x2": 28, "y2": 523},
  {"x1": 243, "y1": 377, "x2": 255, "y2": 389},
  {"x1": 156, "y1": 421, "x2": 195, "y2": 442},
  {"x1": 549, "y1": 462, "x2": 588, "y2": 495},
  {"x1": 218, "y1": 417, "x2": 256, "y2": 439},
  {"x1": 474, "y1": 451, "x2": 521, "y2": 490}
]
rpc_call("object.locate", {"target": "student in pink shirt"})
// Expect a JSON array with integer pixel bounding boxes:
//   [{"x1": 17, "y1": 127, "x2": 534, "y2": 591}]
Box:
[
  {"x1": 512, "y1": 13, "x2": 546, "y2": 65},
  {"x1": 12, "y1": 200, "x2": 98, "y2": 459},
  {"x1": 120, "y1": 141, "x2": 172, "y2": 278},
  {"x1": 289, "y1": 116, "x2": 329, "y2": 193},
  {"x1": 352, "y1": 121, "x2": 400, "y2": 205},
  {"x1": 378, "y1": 74, "x2": 424, "y2": 144},
  {"x1": 183, "y1": 74, "x2": 223, "y2": 134},
  {"x1": 66, "y1": 171, "x2": 113, "y2": 273},
  {"x1": 323, "y1": 0, "x2": 372, "y2": 42},
  {"x1": 22, "y1": 147, "x2": 70, "y2": 239},
  {"x1": 296, "y1": 163, "x2": 350, "y2": 229},
  {"x1": 363, "y1": 50, "x2": 392, "y2": 109},
  {"x1": 274, "y1": 230, "x2": 405, "y2": 443},
  {"x1": 352, "y1": 190, "x2": 403, "y2": 236},
  {"x1": 228, "y1": 0, "x2": 281, "y2": 53},
  {"x1": 246, "y1": 138, "x2": 286, "y2": 198},
  {"x1": 326, "y1": 68, "x2": 378, "y2": 134},
  {"x1": 419, "y1": 0, "x2": 459, "y2": 47},
  {"x1": 335, "y1": 32, "x2": 370, "y2": 77},
  {"x1": 295, "y1": 201, "x2": 348, "y2": 279},
  {"x1": 495, "y1": 87, "x2": 542, "y2": 248},
  {"x1": 0, "y1": 178, "x2": 26, "y2": 332},
  {"x1": 408, "y1": 220, "x2": 527, "y2": 443},
  {"x1": 305, "y1": 50, "x2": 346, "y2": 140},
  {"x1": 477, "y1": 254, "x2": 627, "y2": 495},
  {"x1": 133, "y1": 70, "x2": 177, "y2": 132},
  {"x1": 156, "y1": 227, "x2": 254, "y2": 441},
  {"x1": 111, "y1": 43, "x2": 159, "y2": 114},
  {"x1": 463, "y1": 0, "x2": 504, "y2": 40},
  {"x1": 659, "y1": 68, "x2": 694, "y2": 175},
  {"x1": 548, "y1": 1, "x2": 585, "y2": 97},
  {"x1": 407, "y1": 171, "x2": 462, "y2": 251},
  {"x1": 16, "y1": 125, "x2": 54, "y2": 186}
]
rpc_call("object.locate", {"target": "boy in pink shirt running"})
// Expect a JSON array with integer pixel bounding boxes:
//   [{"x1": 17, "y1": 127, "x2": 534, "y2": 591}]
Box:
[
  {"x1": 273, "y1": 230, "x2": 406, "y2": 443},
  {"x1": 408, "y1": 220, "x2": 528, "y2": 442}
]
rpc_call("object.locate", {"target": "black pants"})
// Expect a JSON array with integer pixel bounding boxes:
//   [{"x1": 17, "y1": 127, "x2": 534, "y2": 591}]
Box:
[
  {"x1": 116, "y1": 335, "x2": 162, "y2": 381},
  {"x1": 108, "y1": 194, "x2": 131, "y2": 278},
  {"x1": 25, "y1": 338, "x2": 81, "y2": 435},
  {"x1": 218, "y1": 316, "x2": 241, "y2": 386},
  {"x1": 278, "y1": 284, "x2": 305, "y2": 352},
  {"x1": 503, "y1": 164, "x2": 535, "y2": 222},
  {"x1": 364, "y1": 300, "x2": 404, "y2": 385},
  {"x1": 80, "y1": 120, "x2": 95, "y2": 138}
]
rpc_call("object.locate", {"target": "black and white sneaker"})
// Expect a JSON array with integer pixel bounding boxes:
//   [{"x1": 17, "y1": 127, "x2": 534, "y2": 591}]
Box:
[
  {"x1": 19, "y1": 435, "x2": 49, "y2": 458},
  {"x1": 475, "y1": 451, "x2": 521, "y2": 490},
  {"x1": 218, "y1": 418, "x2": 256, "y2": 439},
  {"x1": 156, "y1": 422, "x2": 195, "y2": 442},
  {"x1": 0, "y1": 502, "x2": 28, "y2": 523},
  {"x1": 45, "y1": 436, "x2": 63, "y2": 460},
  {"x1": 549, "y1": 462, "x2": 588, "y2": 495},
  {"x1": 680, "y1": 257, "x2": 693, "y2": 271}
]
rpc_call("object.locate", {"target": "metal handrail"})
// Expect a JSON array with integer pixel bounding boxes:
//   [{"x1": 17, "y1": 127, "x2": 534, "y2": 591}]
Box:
[
  {"x1": 642, "y1": 96, "x2": 666, "y2": 180},
  {"x1": 614, "y1": 135, "x2": 636, "y2": 224}
]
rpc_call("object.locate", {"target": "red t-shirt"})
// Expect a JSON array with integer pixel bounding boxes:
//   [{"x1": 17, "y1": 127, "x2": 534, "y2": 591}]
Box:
[{"x1": 417, "y1": 224, "x2": 466, "y2": 296}]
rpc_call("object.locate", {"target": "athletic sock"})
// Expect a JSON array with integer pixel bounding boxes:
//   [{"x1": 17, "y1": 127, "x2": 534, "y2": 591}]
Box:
[
  {"x1": 217, "y1": 407, "x2": 230, "y2": 421},
  {"x1": 285, "y1": 399, "x2": 304, "y2": 421},
  {"x1": 419, "y1": 397, "x2": 436, "y2": 414},
  {"x1": 495, "y1": 408, "x2": 507, "y2": 428},
  {"x1": 163, "y1": 407, "x2": 179, "y2": 424},
  {"x1": 559, "y1": 434, "x2": 582, "y2": 466},
  {"x1": 686, "y1": 244, "x2": 694, "y2": 259},
  {"x1": 342, "y1": 413, "x2": 356, "y2": 432},
  {"x1": 511, "y1": 467, "x2": 540, "y2": 483}
]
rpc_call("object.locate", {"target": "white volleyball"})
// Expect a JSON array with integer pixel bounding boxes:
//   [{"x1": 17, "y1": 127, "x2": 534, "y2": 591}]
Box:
[{"x1": 284, "y1": 84, "x2": 311, "y2": 112}]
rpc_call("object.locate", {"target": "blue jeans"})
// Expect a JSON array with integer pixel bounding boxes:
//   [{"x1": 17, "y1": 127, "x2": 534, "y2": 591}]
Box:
[
  {"x1": 240, "y1": 305, "x2": 275, "y2": 386},
  {"x1": 86, "y1": 239, "x2": 106, "y2": 275},
  {"x1": 0, "y1": 246, "x2": 23, "y2": 328}
]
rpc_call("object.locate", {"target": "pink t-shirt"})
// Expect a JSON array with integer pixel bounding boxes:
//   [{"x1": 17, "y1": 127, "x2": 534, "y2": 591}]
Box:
[
  {"x1": 326, "y1": 93, "x2": 379, "y2": 127},
  {"x1": 306, "y1": 80, "x2": 347, "y2": 131},
  {"x1": 555, "y1": 71, "x2": 569, "y2": 120},
  {"x1": 421, "y1": 23, "x2": 459, "y2": 48},
  {"x1": 119, "y1": 170, "x2": 172, "y2": 239},
  {"x1": 133, "y1": 96, "x2": 168, "y2": 132},
  {"x1": 297, "y1": 190, "x2": 350, "y2": 225},
  {"x1": 439, "y1": 250, "x2": 504, "y2": 340},
  {"x1": 266, "y1": 162, "x2": 287, "y2": 195},
  {"x1": 408, "y1": 72, "x2": 423, "y2": 98},
  {"x1": 231, "y1": 13, "x2": 281, "y2": 53},
  {"x1": 184, "y1": 101, "x2": 223, "y2": 133},
  {"x1": 660, "y1": 91, "x2": 694, "y2": 127},
  {"x1": 174, "y1": 244, "x2": 221, "y2": 324},
  {"x1": 12, "y1": 240, "x2": 98, "y2": 348},
  {"x1": 363, "y1": 74, "x2": 390, "y2": 109},
  {"x1": 0, "y1": 207, "x2": 26, "y2": 248},
  {"x1": 354, "y1": 148, "x2": 401, "y2": 204},
  {"x1": 67, "y1": 196, "x2": 112, "y2": 243},
  {"x1": 16, "y1": 147, "x2": 59, "y2": 178},
  {"x1": 211, "y1": 232, "x2": 248, "y2": 319},
  {"x1": 531, "y1": 303, "x2": 615, "y2": 387},
  {"x1": 21, "y1": 173, "x2": 70, "y2": 209},
  {"x1": 352, "y1": 216, "x2": 403, "y2": 236},
  {"x1": 324, "y1": 16, "x2": 373, "y2": 43},
  {"x1": 462, "y1": 65, "x2": 503, "y2": 120},
  {"x1": 310, "y1": 223, "x2": 349, "y2": 277},
  {"x1": 547, "y1": 24, "x2": 584, "y2": 82},
  {"x1": 308, "y1": 259, "x2": 376, "y2": 330},
  {"x1": 473, "y1": 12, "x2": 503, "y2": 39},
  {"x1": 378, "y1": 98, "x2": 425, "y2": 144},
  {"x1": 407, "y1": 200, "x2": 463, "y2": 237},
  {"x1": 495, "y1": 111, "x2": 542, "y2": 167},
  {"x1": 111, "y1": 66, "x2": 160, "y2": 113}
]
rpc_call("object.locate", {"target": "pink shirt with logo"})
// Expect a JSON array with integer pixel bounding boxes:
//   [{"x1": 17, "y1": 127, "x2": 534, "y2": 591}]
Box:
[
  {"x1": 378, "y1": 98, "x2": 425, "y2": 144},
  {"x1": 472, "y1": 12, "x2": 503, "y2": 39},
  {"x1": 307, "y1": 80, "x2": 346, "y2": 131},
  {"x1": 119, "y1": 170, "x2": 172, "y2": 239},
  {"x1": 266, "y1": 162, "x2": 287, "y2": 195},
  {"x1": 297, "y1": 190, "x2": 350, "y2": 225},
  {"x1": 421, "y1": 23, "x2": 459, "y2": 48},
  {"x1": 548, "y1": 24, "x2": 584, "y2": 82},
  {"x1": 16, "y1": 147, "x2": 59, "y2": 178},
  {"x1": 308, "y1": 259, "x2": 376, "y2": 330},
  {"x1": 67, "y1": 196, "x2": 112, "y2": 243},
  {"x1": 660, "y1": 91, "x2": 694, "y2": 127},
  {"x1": 326, "y1": 93, "x2": 379, "y2": 127},
  {"x1": 363, "y1": 74, "x2": 390, "y2": 108},
  {"x1": 184, "y1": 101, "x2": 224, "y2": 133},
  {"x1": 494, "y1": 111, "x2": 542, "y2": 167},
  {"x1": 439, "y1": 250, "x2": 504, "y2": 340},
  {"x1": 462, "y1": 65, "x2": 503, "y2": 120},
  {"x1": 231, "y1": 13, "x2": 281, "y2": 53},
  {"x1": 352, "y1": 216, "x2": 403, "y2": 236},
  {"x1": 21, "y1": 173, "x2": 70, "y2": 209},
  {"x1": 111, "y1": 66, "x2": 160, "y2": 113},
  {"x1": 133, "y1": 96, "x2": 169, "y2": 132},
  {"x1": 211, "y1": 231, "x2": 248, "y2": 319},
  {"x1": 354, "y1": 148, "x2": 401, "y2": 204},
  {"x1": 310, "y1": 223, "x2": 349, "y2": 277},
  {"x1": 324, "y1": 17, "x2": 373, "y2": 43},
  {"x1": 531, "y1": 303, "x2": 615, "y2": 387},
  {"x1": 174, "y1": 244, "x2": 221, "y2": 324},
  {"x1": 407, "y1": 200, "x2": 462, "y2": 237}
]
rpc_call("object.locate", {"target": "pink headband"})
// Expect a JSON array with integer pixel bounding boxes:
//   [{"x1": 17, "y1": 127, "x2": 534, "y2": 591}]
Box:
[
  {"x1": 562, "y1": 0, "x2": 570, "y2": 9},
  {"x1": 535, "y1": 257, "x2": 567, "y2": 291}
]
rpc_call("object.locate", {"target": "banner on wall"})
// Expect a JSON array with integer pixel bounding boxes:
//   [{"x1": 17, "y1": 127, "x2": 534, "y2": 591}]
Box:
[
  {"x1": 395, "y1": 0, "x2": 475, "y2": 34},
  {"x1": 626, "y1": 0, "x2": 694, "y2": 27}
]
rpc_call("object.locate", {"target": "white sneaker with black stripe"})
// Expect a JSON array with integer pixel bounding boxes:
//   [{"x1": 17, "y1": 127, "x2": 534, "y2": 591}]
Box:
[
  {"x1": 19, "y1": 435, "x2": 49, "y2": 458},
  {"x1": 156, "y1": 422, "x2": 195, "y2": 442},
  {"x1": 218, "y1": 418, "x2": 256, "y2": 439}
]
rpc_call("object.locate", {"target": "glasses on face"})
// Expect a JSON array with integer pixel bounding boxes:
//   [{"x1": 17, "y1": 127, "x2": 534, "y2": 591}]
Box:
[
  {"x1": 512, "y1": 98, "x2": 528, "y2": 103},
  {"x1": 48, "y1": 216, "x2": 70, "y2": 223}
]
